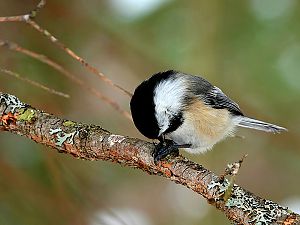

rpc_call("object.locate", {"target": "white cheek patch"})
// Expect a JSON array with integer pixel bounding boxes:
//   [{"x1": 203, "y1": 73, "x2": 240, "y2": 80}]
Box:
[{"x1": 153, "y1": 76, "x2": 187, "y2": 135}]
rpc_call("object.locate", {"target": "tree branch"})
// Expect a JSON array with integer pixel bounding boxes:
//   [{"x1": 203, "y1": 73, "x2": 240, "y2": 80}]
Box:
[{"x1": 0, "y1": 92, "x2": 299, "y2": 225}]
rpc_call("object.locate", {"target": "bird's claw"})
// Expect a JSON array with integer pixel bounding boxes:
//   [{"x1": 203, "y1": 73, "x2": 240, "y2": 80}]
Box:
[{"x1": 153, "y1": 140, "x2": 191, "y2": 164}]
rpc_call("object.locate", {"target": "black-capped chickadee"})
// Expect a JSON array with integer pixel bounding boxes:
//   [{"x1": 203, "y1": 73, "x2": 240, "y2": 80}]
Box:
[{"x1": 130, "y1": 70, "x2": 287, "y2": 163}]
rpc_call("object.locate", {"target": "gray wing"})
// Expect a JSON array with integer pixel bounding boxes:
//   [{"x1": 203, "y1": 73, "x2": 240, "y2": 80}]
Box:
[
  {"x1": 183, "y1": 74, "x2": 243, "y2": 115},
  {"x1": 204, "y1": 86, "x2": 244, "y2": 116}
]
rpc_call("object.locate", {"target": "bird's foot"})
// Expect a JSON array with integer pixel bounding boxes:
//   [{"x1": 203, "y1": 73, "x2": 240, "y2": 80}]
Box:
[{"x1": 152, "y1": 139, "x2": 191, "y2": 164}]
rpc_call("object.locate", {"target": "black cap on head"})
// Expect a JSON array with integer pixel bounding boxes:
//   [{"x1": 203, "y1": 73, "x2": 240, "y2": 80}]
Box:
[{"x1": 130, "y1": 70, "x2": 176, "y2": 139}]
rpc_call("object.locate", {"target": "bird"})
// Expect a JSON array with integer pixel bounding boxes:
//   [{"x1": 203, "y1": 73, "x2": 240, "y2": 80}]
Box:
[{"x1": 130, "y1": 70, "x2": 287, "y2": 163}]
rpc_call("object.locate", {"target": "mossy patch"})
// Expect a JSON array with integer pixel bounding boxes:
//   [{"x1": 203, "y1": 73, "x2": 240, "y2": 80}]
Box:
[
  {"x1": 17, "y1": 108, "x2": 36, "y2": 122},
  {"x1": 63, "y1": 120, "x2": 76, "y2": 127}
]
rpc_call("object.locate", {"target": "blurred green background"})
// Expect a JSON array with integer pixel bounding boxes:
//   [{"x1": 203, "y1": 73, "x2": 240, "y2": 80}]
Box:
[{"x1": 0, "y1": 0, "x2": 299, "y2": 224}]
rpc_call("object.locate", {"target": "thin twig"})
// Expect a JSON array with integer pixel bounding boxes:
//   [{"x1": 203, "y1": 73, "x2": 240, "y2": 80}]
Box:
[
  {"x1": 0, "y1": 0, "x2": 133, "y2": 97},
  {"x1": 0, "y1": 40, "x2": 132, "y2": 120},
  {"x1": 26, "y1": 20, "x2": 133, "y2": 97},
  {"x1": 0, "y1": 0, "x2": 46, "y2": 22},
  {"x1": 220, "y1": 154, "x2": 248, "y2": 202},
  {"x1": 29, "y1": 0, "x2": 47, "y2": 18},
  {"x1": 0, "y1": 68, "x2": 70, "y2": 98}
]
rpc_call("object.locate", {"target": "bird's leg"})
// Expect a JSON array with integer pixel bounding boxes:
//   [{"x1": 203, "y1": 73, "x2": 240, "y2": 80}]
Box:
[{"x1": 152, "y1": 135, "x2": 191, "y2": 164}]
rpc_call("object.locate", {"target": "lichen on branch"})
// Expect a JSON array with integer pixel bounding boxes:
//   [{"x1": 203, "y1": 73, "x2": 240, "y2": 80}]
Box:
[{"x1": 0, "y1": 92, "x2": 299, "y2": 225}]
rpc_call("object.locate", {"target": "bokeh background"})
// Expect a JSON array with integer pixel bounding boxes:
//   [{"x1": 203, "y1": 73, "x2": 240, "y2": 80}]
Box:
[{"x1": 0, "y1": 0, "x2": 299, "y2": 224}]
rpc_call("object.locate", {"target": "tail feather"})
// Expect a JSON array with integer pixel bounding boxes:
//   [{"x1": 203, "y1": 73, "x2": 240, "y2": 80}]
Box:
[{"x1": 238, "y1": 117, "x2": 287, "y2": 133}]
